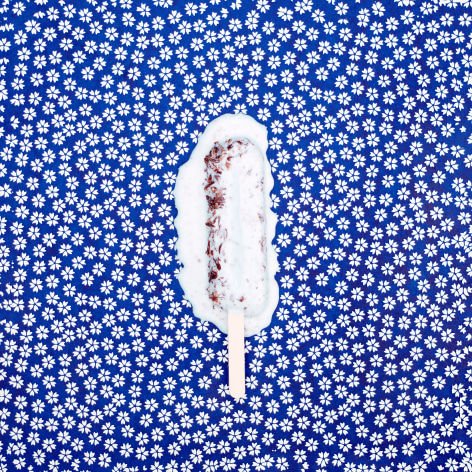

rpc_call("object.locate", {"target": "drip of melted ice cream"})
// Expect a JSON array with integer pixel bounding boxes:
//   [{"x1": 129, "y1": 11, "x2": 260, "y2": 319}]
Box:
[{"x1": 174, "y1": 114, "x2": 279, "y2": 336}]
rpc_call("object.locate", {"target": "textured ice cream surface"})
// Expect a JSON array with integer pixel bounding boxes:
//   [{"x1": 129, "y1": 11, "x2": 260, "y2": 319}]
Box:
[
  {"x1": 174, "y1": 114, "x2": 279, "y2": 336},
  {"x1": 205, "y1": 138, "x2": 268, "y2": 314}
]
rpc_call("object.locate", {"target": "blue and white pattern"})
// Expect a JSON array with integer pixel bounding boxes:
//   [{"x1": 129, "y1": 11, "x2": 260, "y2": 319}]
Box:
[{"x1": 1, "y1": 0, "x2": 472, "y2": 471}]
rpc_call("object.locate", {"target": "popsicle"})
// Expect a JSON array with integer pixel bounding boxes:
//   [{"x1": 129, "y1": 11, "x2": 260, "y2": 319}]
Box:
[{"x1": 174, "y1": 114, "x2": 279, "y2": 398}]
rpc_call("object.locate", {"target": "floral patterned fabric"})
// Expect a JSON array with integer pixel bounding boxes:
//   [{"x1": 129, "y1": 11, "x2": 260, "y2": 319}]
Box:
[{"x1": 0, "y1": 0, "x2": 472, "y2": 471}]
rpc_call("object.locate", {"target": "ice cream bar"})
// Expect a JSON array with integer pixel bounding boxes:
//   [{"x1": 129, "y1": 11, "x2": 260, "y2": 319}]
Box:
[
  {"x1": 174, "y1": 114, "x2": 279, "y2": 397},
  {"x1": 205, "y1": 138, "x2": 269, "y2": 317}
]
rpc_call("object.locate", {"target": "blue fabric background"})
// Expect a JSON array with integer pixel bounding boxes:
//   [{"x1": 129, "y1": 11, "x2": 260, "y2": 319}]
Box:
[{"x1": 0, "y1": 0, "x2": 472, "y2": 471}]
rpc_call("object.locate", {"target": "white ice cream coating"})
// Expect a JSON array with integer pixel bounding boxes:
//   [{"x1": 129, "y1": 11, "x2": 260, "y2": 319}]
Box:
[
  {"x1": 205, "y1": 138, "x2": 268, "y2": 314},
  {"x1": 174, "y1": 114, "x2": 279, "y2": 336}
]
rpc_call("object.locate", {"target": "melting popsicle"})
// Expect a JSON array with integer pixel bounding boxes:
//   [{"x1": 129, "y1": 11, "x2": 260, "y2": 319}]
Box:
[{"x1": 174, "y1": 114, "x2": 279, "y2": 398}]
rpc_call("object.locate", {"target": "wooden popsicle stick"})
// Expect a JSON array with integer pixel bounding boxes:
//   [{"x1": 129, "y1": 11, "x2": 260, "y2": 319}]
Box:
[{"x1": 228, "y1": 309, "x2": 245, "y2": 399}]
